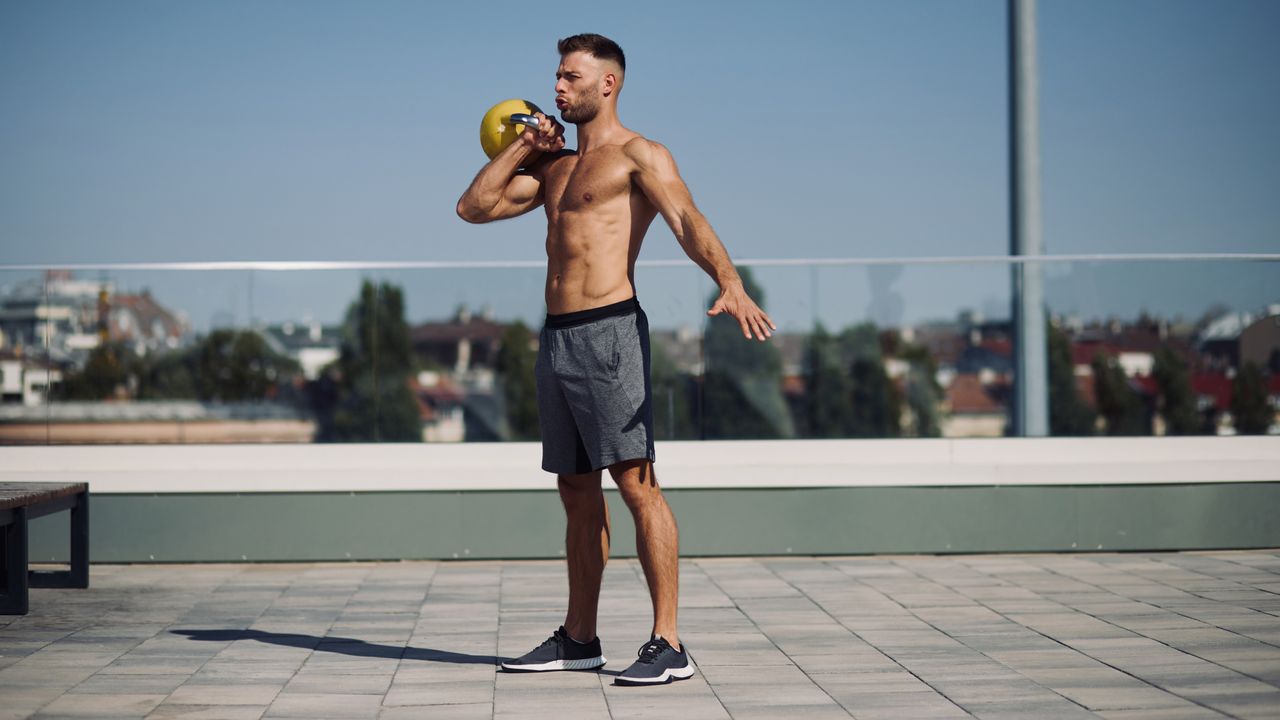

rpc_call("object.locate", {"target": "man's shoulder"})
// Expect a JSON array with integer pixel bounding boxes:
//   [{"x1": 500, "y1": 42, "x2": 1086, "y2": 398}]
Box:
[{"x1": 621, "y1": 135, "x2": 671, "y2": 166}]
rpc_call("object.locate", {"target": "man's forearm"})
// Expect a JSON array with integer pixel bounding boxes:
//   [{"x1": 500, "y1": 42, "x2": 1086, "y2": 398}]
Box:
[{"x1": 678, "y1": 211, "x2": 743, "y2": 290}]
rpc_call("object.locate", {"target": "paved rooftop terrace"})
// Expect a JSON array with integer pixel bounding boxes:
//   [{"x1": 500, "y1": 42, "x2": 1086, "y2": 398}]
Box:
[{"x1": 2, "y1": 551, "x2": 1278, "y2": 719}]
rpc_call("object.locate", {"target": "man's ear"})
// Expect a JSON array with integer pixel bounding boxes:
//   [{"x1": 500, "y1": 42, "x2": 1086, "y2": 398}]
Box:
[{"x1": 603, "y1": 72, "x2": 617, "y2": 97}]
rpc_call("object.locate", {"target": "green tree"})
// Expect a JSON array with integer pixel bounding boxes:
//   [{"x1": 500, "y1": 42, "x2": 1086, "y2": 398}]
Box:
[
  {"x1": 321, "y1": 280, "x2": 422, "y2": 442},
  {"x1": 137, "y1": 349, "x2": 196, "y2": 400},
  {"x1": 1152, "y1": 346, "x2": 1202, "y2": 435},
  {"x1": 701, "y1": 267, "x2": 793, "y2": 439},
  {"x1": 1047, "y1": 322, "x2": 1095, "y2": 436},
  {"x1": 802, "y1": 323, "x2": 855, "y2": 438},
  {"x1": 191, "y1": 330, "x2": 298, "y2": 402},
  {"x1": 840, "y1": 323, "x2": 900, "y2": 438},
  {"x1": 496, "y1": 321, "x2": 539, "y2": 440},
  {"x1": 1091, "y1": 353, "x2": 1148, "y2": 436},
  {"x1": 1231, "y1": 362, "x2": 1273, "y2": 435},
  {"x1": 59, "y1": 342, "x2": 138, "y2": 400}
]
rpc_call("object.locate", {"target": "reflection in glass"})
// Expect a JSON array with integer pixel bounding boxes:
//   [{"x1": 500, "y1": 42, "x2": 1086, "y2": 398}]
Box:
[{"x1": 2, "y1": 258, "x2": 1275, "y2": 445}]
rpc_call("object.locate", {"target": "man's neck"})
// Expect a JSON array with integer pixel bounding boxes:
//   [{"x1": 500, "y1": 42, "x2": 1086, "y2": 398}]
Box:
[{"x1": 574, "y1": 110, "x2": 624, "y2": 154}]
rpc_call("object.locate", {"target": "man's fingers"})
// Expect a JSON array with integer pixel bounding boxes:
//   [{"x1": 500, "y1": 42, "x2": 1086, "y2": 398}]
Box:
[
  {"x1": 752, "y1": 316, "x2": 769, "y2": 341},
  {"x1": 738, "y1": 316, "x2": 751, "y2": 339},
  {"x1": 755, "y1": 316, "x2": 771, "y2": 340}
]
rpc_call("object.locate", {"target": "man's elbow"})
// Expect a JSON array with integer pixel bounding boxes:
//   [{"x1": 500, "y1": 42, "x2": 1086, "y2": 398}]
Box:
[{"x1": 456, "y1": 199, "x2": 488, "y2": 224}]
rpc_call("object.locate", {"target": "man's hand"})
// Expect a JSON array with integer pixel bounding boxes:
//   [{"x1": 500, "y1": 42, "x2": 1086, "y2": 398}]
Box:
[
  {"x1": 707, "y1": 283, "x2": 776, "y2": 341},
  {"x1": 520, "y1": 112, "x2": 566, "y2": 154}
]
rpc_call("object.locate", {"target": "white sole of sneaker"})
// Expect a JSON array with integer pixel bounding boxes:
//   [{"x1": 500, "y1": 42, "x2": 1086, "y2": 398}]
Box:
[
  {"x1": 500, "y1": 656, "x2": 606, "y2": 672},
  {"x1": 614, "y1": 664, "x2": 695, "y2": 685}
]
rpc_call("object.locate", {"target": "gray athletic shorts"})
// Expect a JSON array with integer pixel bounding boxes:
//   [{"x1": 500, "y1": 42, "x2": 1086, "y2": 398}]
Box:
[{"x1": 535, "y1": 296, "x2": 656, "y2": 475}]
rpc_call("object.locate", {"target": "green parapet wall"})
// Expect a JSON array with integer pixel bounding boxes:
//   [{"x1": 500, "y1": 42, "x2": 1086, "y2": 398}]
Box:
[{"x1": 25, "y1": 483, "x2": 1280, "y2": 563}]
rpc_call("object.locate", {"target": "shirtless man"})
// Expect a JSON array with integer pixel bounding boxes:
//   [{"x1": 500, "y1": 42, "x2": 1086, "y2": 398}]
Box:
[{"x1": 457, "y1": 33, "x2": 774, "y2": 686}]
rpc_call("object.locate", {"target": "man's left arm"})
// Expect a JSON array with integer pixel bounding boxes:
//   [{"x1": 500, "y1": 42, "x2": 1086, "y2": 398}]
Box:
[{"x1": 626, "y1": 138, "x2": 775, "y2": 341}]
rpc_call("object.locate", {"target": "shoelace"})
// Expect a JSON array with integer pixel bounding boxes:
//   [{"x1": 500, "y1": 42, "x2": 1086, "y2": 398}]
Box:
[
  {"x1": 636, "y1": 639, "x2": 668, "y2": 664},
  {"x1": 539, "y1": 629, "x2": 568, "y2": 650}
]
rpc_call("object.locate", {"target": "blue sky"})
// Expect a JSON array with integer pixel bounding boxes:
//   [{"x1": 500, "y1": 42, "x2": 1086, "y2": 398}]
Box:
[{"x1": 1, "y1": 0, "x2": 1277, "y2": 331}]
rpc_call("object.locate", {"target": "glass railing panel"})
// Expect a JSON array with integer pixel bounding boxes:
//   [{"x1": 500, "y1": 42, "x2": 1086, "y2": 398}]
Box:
[{"x1": 1041, "y1": 258, "x2": 1280, "y2": 437}]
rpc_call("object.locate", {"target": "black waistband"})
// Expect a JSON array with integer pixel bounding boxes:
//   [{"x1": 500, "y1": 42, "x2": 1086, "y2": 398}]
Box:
[{"x1": 544, "y1": 296, "x2": 640, "y2": 329}]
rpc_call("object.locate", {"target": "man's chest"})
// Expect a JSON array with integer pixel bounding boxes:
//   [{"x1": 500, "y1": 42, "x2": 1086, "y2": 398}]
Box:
[{"x1": 542, "y1": 151, "x2": 635, "y2": 213}]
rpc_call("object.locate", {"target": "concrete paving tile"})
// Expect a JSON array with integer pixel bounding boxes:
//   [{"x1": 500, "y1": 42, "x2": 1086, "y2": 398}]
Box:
[
  {"x1": 959, "y1": 698, "x2": 1101, "y2": 719},
  {"x1": 789, "y1": 651, "x2": 901, "y2": 674},
  {"x1": 703, "y1": 678, "x2": 835, "y2": 707},
  {"x1": 98, "y1": 656, "x2": 211, "y2": 675},
  {"x1": 166, "y1": 684, "x2": 284, "y2": 705},
  {"x1": 382, "y1": 680, "x2": 493, "y2": 706},
  {"x1": 722, "y1": 704, "x2": 853, "y2": 719},
  {"x1": 264, "y1": 692, "x2": 382, "y2": 719},
  {"x1": 283, "y1": 673, "x2": 391, "y2": 695},
  {"x1": 392, "y1": 664, "x2": 496, "y2": 684},
  {"x1": 1050, "y1": 684, "x2": 1190, "y2": 711},
  {"x1": 824, "y1": 689, "x2": 971, "y2": 718},
  {"x1": 145, "y1": 703, "x2": 269, "y2": 719},
  {"x1": 811, "y1": 671, "x2": 936, "y2": 695},
  {"x1": 1096, "y1": 708, "x2": 1230, "y2": 719},
  {"x1": 69, "y1": 673, "x2": 190, "y2": 694},
  {"x1": 0, "y1": 686, "x2": 66, "y2": 717},
  {"x1": 493, "y1": 686, "x2": 608, "y2": 717},
  {"x1": 377, "y1": 704, "x2": 492, "y2": 720},
  {"x1": 35, "y1": 691, "x2": 169, "y2": 716}
]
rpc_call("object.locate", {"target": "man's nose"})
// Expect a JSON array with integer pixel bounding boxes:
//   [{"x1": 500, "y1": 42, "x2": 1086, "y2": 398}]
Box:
[{"x1": 554, "y1": 78, "x2": 567, "y2": 94}]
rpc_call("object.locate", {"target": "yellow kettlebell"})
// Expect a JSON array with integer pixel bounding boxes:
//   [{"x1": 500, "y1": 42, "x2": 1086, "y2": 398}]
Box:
[{"x1": 479, "y1": 99, "x2": 544, "y2": 161}]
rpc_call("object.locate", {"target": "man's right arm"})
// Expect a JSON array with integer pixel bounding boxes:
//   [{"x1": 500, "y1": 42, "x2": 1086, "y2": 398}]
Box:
[{"x1": 456, "y1": 113, "x2": 563, "y2": 224}]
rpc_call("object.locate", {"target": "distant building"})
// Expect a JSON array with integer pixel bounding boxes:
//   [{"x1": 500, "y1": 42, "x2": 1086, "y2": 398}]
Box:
[
  {"x1": 1198, "y1": 305, "x2": 1280, "y2": 371},
  {"x1": 411, "y1": 306, "x2": 505, "y2": 376},
  {"x1": 259, "y1": 321, "x2": 342, "y2": 381},
  {"x1": 0, "y1": 271, "x2": 190, "y2": 367},
  {"x1": 942, "y1": 373, "x2": 1005, "y2": 438},
  {"x1": 0, "y1": 349, "x2": 62, "y2": 407},
  {"x1": 109, "y1": 290, "x2": 188, "y2": 356},
  {"x1": 410, "y1": 371, "x2": 466, "y2": 443}
]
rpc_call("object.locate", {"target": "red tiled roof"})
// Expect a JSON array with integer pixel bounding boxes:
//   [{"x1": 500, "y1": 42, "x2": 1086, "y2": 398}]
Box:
[
  {"x1": 947, "y1": 374, "x2": 1001, "y2": 414},
  {"x1": 411, "y1": 318, "x2": 507, "y2": 343}
]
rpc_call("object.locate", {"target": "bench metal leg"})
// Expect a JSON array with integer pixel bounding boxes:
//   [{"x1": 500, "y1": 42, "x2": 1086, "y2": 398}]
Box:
[
  {"x1": 1, "y1": 506, "x2": 30, "y2": 615},
  {"x1": 70, "y1": 490, "x2": 89, "y2": 588},
  {"x1": 30, "y1": 491, "x2": 90, "y2": 590}
]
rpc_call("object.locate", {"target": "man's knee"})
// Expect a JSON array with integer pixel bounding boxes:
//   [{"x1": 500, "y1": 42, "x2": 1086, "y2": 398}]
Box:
[
  {"x1": 558, "y1": 471, "x2": 603, "y2": 515},
  {"x1": 608, "y1": 459, "x2": 662, "y2": 511}
]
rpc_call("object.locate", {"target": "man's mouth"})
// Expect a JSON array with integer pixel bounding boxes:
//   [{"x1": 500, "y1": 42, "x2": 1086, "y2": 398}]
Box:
[{"x1": 555, "y1": 98, "x2": 568, "y2": 109}]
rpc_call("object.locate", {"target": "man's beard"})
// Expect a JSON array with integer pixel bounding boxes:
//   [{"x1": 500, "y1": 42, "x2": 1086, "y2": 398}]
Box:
[{"x1": 561, "y1": 93, "x2": 601, "y2": 124}]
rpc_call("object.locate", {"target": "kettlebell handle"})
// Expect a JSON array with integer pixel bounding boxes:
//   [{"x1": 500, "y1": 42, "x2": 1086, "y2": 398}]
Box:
[{"x1": 509, "y1": 113, "x2": 540, "y2": 128}]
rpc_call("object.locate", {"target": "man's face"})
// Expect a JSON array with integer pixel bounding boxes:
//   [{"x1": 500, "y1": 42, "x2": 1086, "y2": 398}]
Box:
[{"x1": 555, "y1": 51, "x2": 611, "y2": 124}]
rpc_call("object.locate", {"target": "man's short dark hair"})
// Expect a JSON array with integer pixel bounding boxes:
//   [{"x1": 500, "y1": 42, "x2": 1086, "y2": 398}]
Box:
[{"x1": 557, "y1": 33, "x2": 625, "y2": 72}]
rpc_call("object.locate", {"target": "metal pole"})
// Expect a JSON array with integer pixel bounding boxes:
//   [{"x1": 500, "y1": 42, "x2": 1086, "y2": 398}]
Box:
[{"x1": 1010, "y1": 0, "x2": 1048, "y2": 436}]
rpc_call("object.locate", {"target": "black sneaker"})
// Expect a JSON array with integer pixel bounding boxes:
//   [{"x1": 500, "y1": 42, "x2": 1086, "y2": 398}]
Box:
[
  {"x1": 500, "y1": 626, "x2": 606, "y2": 672},
  {"x1": 614, "y1": 635, "x2": 694, "y2": 685}
]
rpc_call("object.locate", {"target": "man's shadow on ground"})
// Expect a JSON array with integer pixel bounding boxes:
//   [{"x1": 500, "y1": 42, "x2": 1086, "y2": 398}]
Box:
[
  {"x1": 171, "y1": 629, "x2": 503, "y2": 666},
  {"x1": 171, "y1": 629, "x2": 624, "y2": 676}
]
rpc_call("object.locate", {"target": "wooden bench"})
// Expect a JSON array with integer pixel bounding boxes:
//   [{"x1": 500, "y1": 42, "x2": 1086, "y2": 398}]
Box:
[{"x1": 1, "y1": 482, "x2": 89, "y2": 615}]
